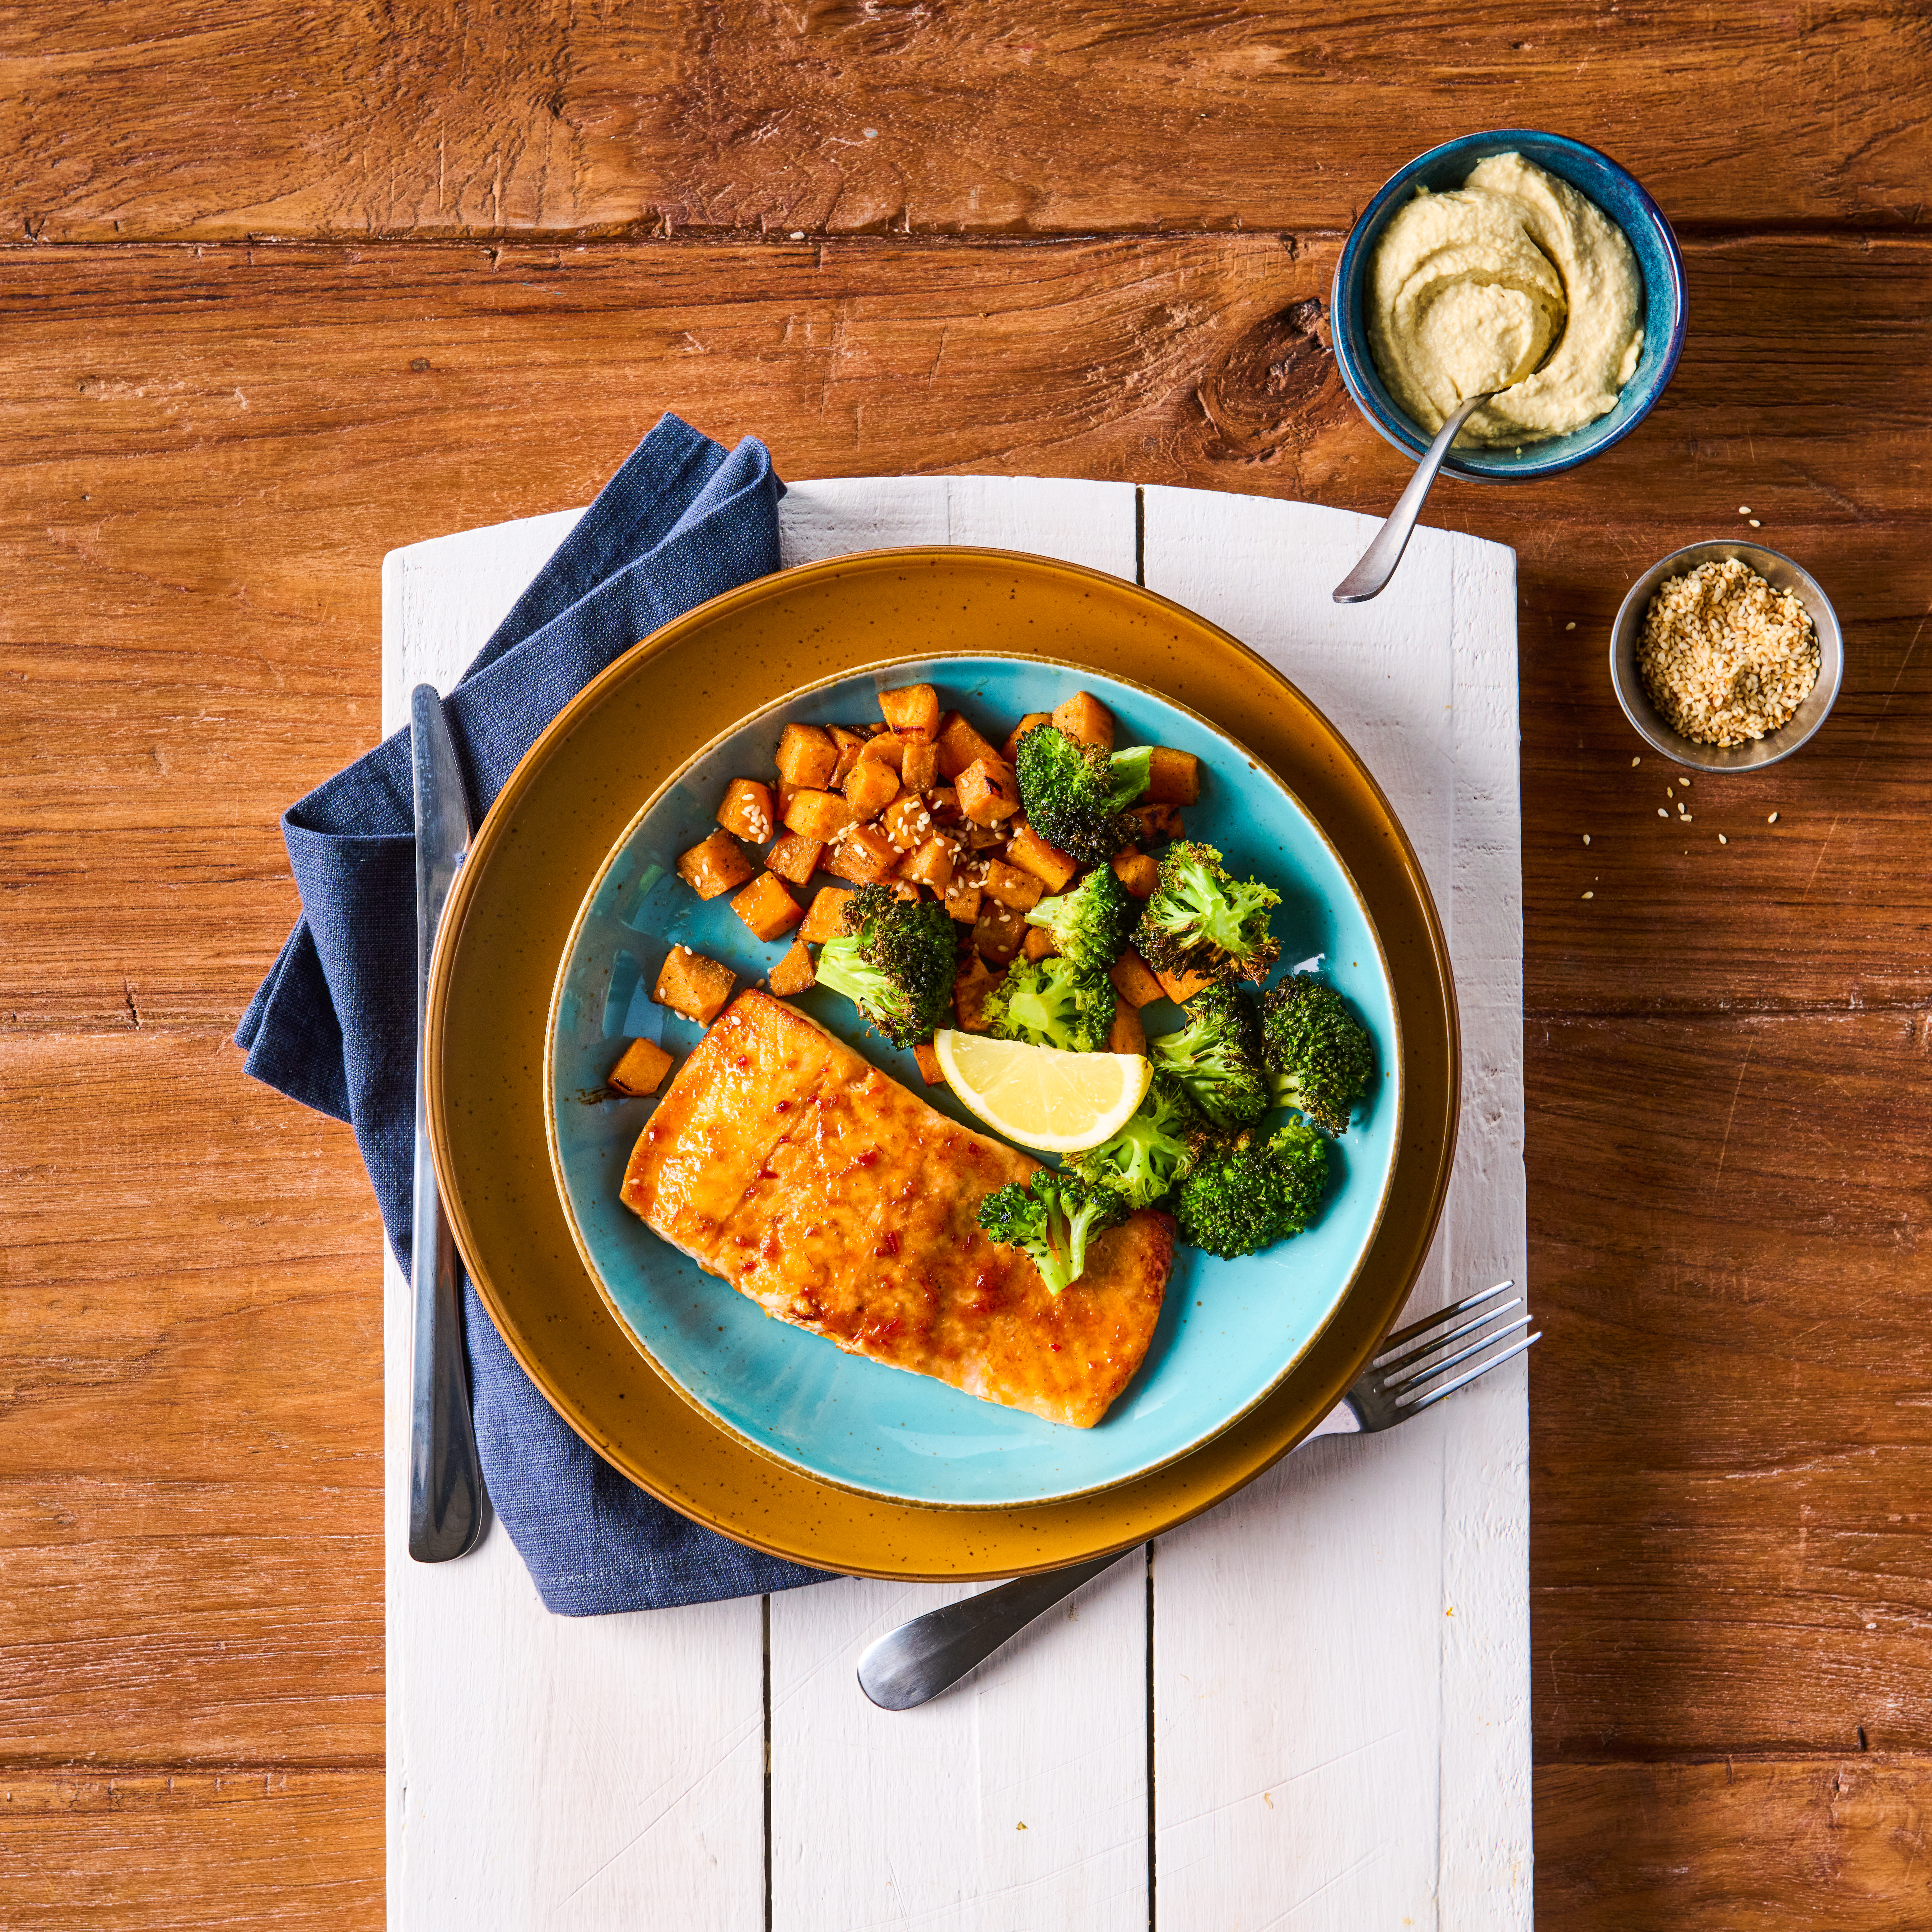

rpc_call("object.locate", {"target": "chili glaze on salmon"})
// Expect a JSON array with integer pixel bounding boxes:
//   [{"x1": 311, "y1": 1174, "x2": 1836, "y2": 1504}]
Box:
[{"x1": 620, "y1": 990, "x2": 1173, "y2": 1428}]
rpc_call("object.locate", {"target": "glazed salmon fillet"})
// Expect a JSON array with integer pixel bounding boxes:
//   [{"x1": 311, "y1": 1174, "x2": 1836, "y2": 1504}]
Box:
[{"x1": 620, "y1": 990, "x2": 1173, "y2": 1428}]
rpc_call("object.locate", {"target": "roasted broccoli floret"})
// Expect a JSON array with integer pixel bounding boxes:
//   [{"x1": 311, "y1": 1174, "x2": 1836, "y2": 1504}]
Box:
[
  {"x1": 1025, "y1": 865, "x2": 1137, "y2": 972},
  {"x1": 1013, "y1": 723, "x2": 1155, "y2": 867},
  {"x1": 983, "y1": 955, "x2": 1117, "y2": 1055},
  {"x1": 1172, "y1": 1119, "x2": 1329, "y2": 1258},
  {"x1": 977, "y1": 1169, "x2": 1127, "y2": 1295},
  {"x1": 1147, "y1": 980, "x2": 1269, "y2": 1130},
  {"x1": 814, "y1": 883, "x2": 958, "y2": 1048},
  {"x1": 1262, "y1": 972, "x2": 1375, "y2": 1136},
  {"x1": 1132, "y1": 841, "x2": 1281, "y2": 986},
  {"x1": 1070, "y1": 1070, "x2": 1209, "y2": 1211}
]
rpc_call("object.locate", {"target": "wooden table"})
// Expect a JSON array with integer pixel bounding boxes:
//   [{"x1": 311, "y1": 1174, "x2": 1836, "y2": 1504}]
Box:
[{"x1": 4, "y1": 9, "x2": 1928, "y2": 1926}]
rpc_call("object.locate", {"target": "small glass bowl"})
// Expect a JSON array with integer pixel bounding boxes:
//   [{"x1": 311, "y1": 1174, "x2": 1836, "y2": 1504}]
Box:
[{"x1": 1609, "y1": 540, "x2": 1843, "y2": 772}]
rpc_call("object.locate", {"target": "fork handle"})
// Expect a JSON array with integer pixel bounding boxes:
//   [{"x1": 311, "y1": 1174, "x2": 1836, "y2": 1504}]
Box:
[
  {"x1": 857, "y1": 1552, "x2": 1126, "y2": 1710},
  {"x1": 855, "y1": 1396, "x2": 1363, "y2": 1710}
]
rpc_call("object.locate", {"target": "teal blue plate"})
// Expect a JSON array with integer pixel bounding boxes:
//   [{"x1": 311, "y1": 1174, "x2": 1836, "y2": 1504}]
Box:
[{"x1": 545, "y1": 656, "x2": 1401, "y2": 1508}]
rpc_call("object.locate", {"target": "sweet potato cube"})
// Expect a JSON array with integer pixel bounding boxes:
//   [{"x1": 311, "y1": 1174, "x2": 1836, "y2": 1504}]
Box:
[
  {"x1": 730, "y1": 871, "x2": 804, "y2": 942},
  {"x1": 912, "y1": 1040, "x2": 945, "y2": 1085},
  {"x1": 935, "y1": 711, "x2": 1003, "y2": 781},
  {"x1": 880, "y1": 683, "x2": 941, "y2": 741},
  {"x1": 881, "y1": 793, "x2": 936, "y2": 851},
  {"x1": 768, "y1": 936, "x2": 816, "y2": 997},
  {"x1": 858, "y1": 731, "x2": 905, "y2": 772},
  {"x1": 1004, "y1": 819, "x2": 1079, "y2": 894},
  {"x1": 943, "y1": 876, "x2": 983, "y2": 924},
  {"x1": 782, "y1": 788, "x2": 856, "y2": 843},
  {"x1": 1021, "y1": 925, "x2": 1060, "y2": 964},
  {"x1": 776, "y1": 722, "x2": 839, "y2": 788},
  {"x1": 982, "y1": 858, "x2": 1043, "y2": 911},
  {"x1": 1109, "y1": 951, "x2": 1166, "y2": 1009},
  {"x1": 607, "y1": 1037, "x2": 675, "y2": 1097},
  {"x1": 826, "y1": 823, "x2": 898, "y2": 884},
  {"x1": 828, "y1": 725, "x2": 870, "y2": 788},
  {"x1": 925, "y1": 784, "x2": 961, "y2": 823},
  {"x1": 1127, "y1": 801, "x2": 1182, "y2": 844},
  {"x1": 842, "y1": 757, "x2": 901, "y2": 823},
  {"x1": 954, "y1": 955, "x2": 998, "y2": 1033},
  {"x1": 766, "y1": 831, "x2": 823, "y2": 887},
  {"x1": 676, "y1": 829, "x2": 756, "y2": 901},
  {"x1": 1154, "y1": 961, "x2": 1216, "y2": 1004},
  {"x1": 900, "y1": 738, "x2": 939, "y2": 792},
  {"x1": 974, "y1": 898, "x2": 1026, "y2": 966},
  {"x1": 903, "y1": 834, "x2": 957, "y2": 891},
  {"x1": 1052, "y1": 691, "x2": 1115, "y2": 750},
  {"x1": 716, "y1": 777, "x2": 776, "y2": 844},
  {"x1": 1112, "y1": 848, "x2": 1160, "y2": 899},
  {"x1": 1002, "y1": 711, "x2": 1054, "y2": 765},
  {"x1": 801, "y1": 885, "x2": 857, "y2": 944},
  {"x1": 1144, "y1": 747, "x2": 1202, "y2": 805},
  {"x1": 653, "y1": 947, "x2": 736, "y2": 1024},
  {"x1": 956, "y1": 756, "x2": 1021, "y2": 828},
  {"x1": 1106, "y1": 1001, "x2": 1147, "y2": 1057}
]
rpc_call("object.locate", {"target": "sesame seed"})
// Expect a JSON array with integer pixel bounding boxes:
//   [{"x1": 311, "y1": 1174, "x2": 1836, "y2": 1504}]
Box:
[
  {"x1": 1749, "y1": 518, "x2": 1762, "y2": 529},
  {"x1": 1631, "y1": 756, "x2": 1642, "y2": 767},
  {"x1": 1564, "y1": 621, "x2": 1575, "y2": 631},
  {"x1": 1768, "y1": 811, "x2": 1779, "y2": 823},
  {"x1": 1582, "y1": 890, "x2": 1593, "y2": 900},
  {"x1": 1739, "y1": 505, "x2": 1752, "y2": 515},
  {"x1": 1666, "y1": 785, "x2": 1674, "y2": 797},
  {"x1": 1680, "y1": 777, "x2": 1692, "y2": 787},
  {"x1": 1637, "y1": 558, "x2": 1819, "y2": 745},
  {"x1": 1582, "y1": 833, "x2": 1591, "y2": 845},
  {"x1": 1658, "y1": 807, "x2": 1668, "y2": 818},
  {"x1": 1718, "y1": 833, "x2": 1728, "y2": 844},
  {"x1": 1682, "y1": 812, "x2": 1693, "y2": 821}
]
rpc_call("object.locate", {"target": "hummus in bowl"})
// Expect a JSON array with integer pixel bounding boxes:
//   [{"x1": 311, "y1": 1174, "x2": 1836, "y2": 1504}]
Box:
[
  {"x1": 1330, "y1": 131, "x2": 1685, "y2": 482},
  {"x1": 1368, "y1": 152, "x2": 1643, "y2": 448}
]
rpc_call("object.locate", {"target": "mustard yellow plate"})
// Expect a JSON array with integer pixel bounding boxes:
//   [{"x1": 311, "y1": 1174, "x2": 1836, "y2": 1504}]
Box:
[{"x1": 427, "y1": 548, "x2": 1459, "y2": 1579}]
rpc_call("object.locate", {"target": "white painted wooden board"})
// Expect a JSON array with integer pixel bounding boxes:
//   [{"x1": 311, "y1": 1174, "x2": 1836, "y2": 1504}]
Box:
[{"x1": 382, "y1": 476, "x2": 1526, "y2": 1931}]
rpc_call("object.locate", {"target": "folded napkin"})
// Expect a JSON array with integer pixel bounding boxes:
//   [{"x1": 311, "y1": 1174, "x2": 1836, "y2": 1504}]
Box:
[{"x1": 236, "y1": 415, "x2": 828, "y2": 1614}]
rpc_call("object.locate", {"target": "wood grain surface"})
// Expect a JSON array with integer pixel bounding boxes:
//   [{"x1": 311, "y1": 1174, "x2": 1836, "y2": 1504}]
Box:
[{"x1": 4, "y1": 2, "x2": 1929, "y2": 1924}]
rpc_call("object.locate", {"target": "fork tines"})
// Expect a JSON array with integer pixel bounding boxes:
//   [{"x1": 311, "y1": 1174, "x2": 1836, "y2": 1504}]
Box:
[{"x1": 1373, "y1": 1279, "x2": 1539, "y2": 1413}]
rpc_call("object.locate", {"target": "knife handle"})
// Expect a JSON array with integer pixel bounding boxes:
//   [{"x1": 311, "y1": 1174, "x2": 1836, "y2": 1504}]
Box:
[{"x1": 409, "y1": 684, "x2": 488, "y2": 1563}]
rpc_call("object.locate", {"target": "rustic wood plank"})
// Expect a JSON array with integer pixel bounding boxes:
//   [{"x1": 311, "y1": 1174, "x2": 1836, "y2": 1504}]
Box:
[
  {"x1": 0, "y1": 1769, "x2": 381, "y2": 1931},
  {"x1": 0, "y1": 1029, "x2": 381, "y2": 1764},
  {"x1": 1529, "y1": 1010, "x2": 1932, "y2": 1759},
  {"x1": 3, "y1": 233, "x2": 1929, "y2": 1033},
  {"x1": 6, "y1": 4, "x2": 1931, "y2": 241},
  {"x1": 1535, "y1": 1758, "x2": 1932, "y2": 1929}
]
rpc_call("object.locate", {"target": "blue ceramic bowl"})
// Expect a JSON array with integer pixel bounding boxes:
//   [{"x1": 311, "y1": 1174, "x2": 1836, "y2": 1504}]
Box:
[
  {"x1": 546, "y1": 656, "x2": 1402, "y2": 1509},
  {"x1": 1331, "y1": 130, "x2": 1686, "y2": 482}
]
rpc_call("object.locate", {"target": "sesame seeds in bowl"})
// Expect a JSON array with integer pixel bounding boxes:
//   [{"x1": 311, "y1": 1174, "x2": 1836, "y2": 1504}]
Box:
[{"x1": 1609, "y1": 542, "x2": 1844, "y2": 772}]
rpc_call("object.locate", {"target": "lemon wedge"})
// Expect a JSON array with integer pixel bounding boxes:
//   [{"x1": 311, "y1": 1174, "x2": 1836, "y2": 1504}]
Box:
[{"x1": 932, "y1": 1029, "x2": 1151, "y2": 1153}]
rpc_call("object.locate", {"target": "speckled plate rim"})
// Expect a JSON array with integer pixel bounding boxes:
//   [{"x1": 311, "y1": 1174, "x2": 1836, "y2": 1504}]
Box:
[
  {"x1": 541, "y1": 651, "x2": 1404, "y2": 1509},
  {"x1": 425, "y1": 545, "x2": 1461, "y2": 1580}
]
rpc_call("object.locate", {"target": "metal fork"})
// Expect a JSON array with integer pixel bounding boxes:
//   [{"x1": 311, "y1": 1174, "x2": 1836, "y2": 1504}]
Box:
[{"x1": 856, "y1": 1280, "x2": 1537, "y2": 1710}]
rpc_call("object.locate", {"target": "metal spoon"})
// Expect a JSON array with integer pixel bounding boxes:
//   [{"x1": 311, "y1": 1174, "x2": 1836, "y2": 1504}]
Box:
[{"x1": 1332, "y1": 390, "x2": 1494, "y2": 605}]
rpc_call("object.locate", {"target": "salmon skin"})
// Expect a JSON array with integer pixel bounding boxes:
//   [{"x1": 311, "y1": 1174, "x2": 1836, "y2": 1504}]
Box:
[{"x1": 621, "y1": 990, "x2": 1173, "y2": 1428}]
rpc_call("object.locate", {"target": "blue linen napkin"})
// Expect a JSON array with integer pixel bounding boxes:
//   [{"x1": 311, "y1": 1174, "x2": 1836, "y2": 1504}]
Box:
[{"x1": 236, "y1": 415, "x2": 828, "y2": 1614}]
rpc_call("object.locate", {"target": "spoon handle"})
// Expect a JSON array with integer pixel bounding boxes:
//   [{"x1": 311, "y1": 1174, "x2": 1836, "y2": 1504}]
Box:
[{"x1": 1332, "y1": 390, "x2": 1492, "y2": 605}]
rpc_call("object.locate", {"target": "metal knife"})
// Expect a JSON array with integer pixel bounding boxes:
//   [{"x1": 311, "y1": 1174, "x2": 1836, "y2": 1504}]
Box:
[{"x1": 408, "y1": 684, "x2": 488, "y2": 1562}]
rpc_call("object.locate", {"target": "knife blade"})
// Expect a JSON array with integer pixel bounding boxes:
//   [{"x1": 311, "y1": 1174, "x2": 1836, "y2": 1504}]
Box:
[{"x1": 408, "y1": 683, "x2": 488, "y2": 1562}]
